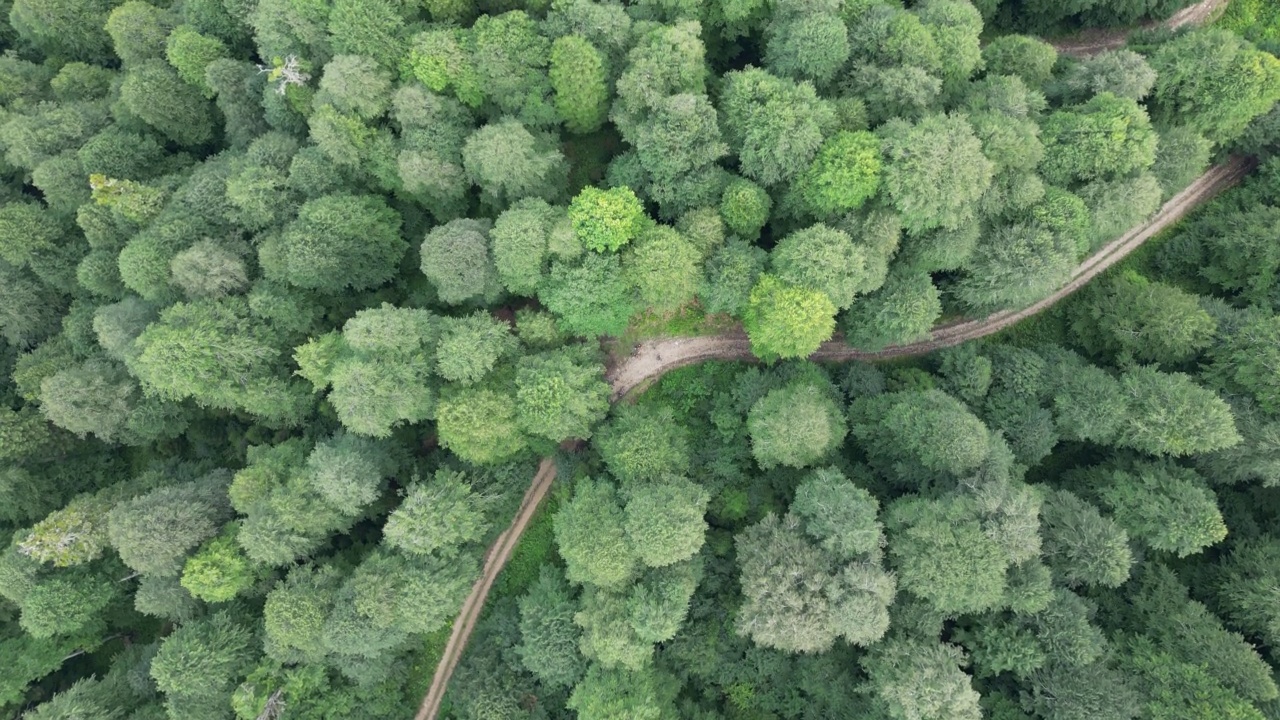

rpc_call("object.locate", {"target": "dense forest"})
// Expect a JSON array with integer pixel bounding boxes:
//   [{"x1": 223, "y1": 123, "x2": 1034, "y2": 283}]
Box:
[{"x1": 0, "y1": 0, "x2": 1278, "y2": 718}]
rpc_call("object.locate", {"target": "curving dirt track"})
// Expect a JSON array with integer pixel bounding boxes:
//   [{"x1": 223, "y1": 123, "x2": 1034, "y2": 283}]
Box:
[
  {"x1": 609, "y1": 157, "x2": 1255, "y2": 400},
  {"x1": 1051, "y1": 0, "x2": 1230, "y2": 56},
  {"x1": 413, "y1": 458, "x2": 558, "y2": 720}
]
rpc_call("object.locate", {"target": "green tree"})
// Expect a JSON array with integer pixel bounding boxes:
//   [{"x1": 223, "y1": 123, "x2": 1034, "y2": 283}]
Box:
[
  {"x1": 736, "y1": 512, "x2": 893, "y2": 653},
  {"x1": 554, "y1": 477, "x2": 636, "y2": 588},
  {"x1": 885, "y1": 494, "x2": 1009, "y2": 614},
  {"x1": 742, "y1": 274, "x2": 837, "y2": 361},
  {"x1": 982, "y1": 35, "x2": 1058, "y2": 87},
  {"x1": 771, "y1": 224, "x2": 870, "y2": 310},
  {"x1": 1039, "y1": 488, "x2": 1132, "y2": 588},
  {"x1": 720, "y1": 67, "x2": 837, "y2": 186},
  {"x1": 151, "y1": 610, "x2": 257, "y2": 717},
  {"x1": 10, "y1": 0, "x2": 120, "y2": 62},
  {"x1": 1058, "y1": 49, "x2": 1156, "y2": 102},
  {"x1": 328, "y1": 0, "x2": 405, "y2": 70},
  {"x1": 792, "y1": 466, "x2": 884, "y2": 560},
  {"x1": 862, "y1": 637, "x2": 982, "y2": 720},
  {"x1": 1040, "y1": 93, "x2": 1158, "y2": 187},
  {"x1": 748, "y1": 382, "x2": 846, "y2": 470},
  {"x1": 623, "y1": 225, "x2": 701, "y2": 313},
  {"x1": 119, "y1": 60, "x2": 215, "y2": 146},
  {"x1": 130, "y1": 297, "x2": 312, "y2": 423},
  {"x1": 1149, "y1": 29, "x2": 1280, "y2": 144},
  {"x1": 595, "y1": 405, "x2": 691, "y2": 483},
  {"x1": 701, "y1": 238, "x2": 767, "y2": 315},
  {"x1": 719, "y1": 177, "x2": 771, "y2": 239},
  {"x1": 105, "y1": 1, "x2": 177, "y2": 65},
  {"x1": 1069, "y1": 272, "x2": 1217, "y2": 365},
  {"x1": 296, "y1": 305, "x2": 439, "y2": 438},
  {"x1": 436, "y1": 313, "x2": 517, "y2": 386},
  {"x1": 879, "y1": 113, "x2": 994, "y2": 234},
  {"x1": 304, "y1": 432, "x2": 396, "y2": 516},
  {"x1": 851, "y1": 389, "x2": 991, "y2": 479},
  {"x1": 539, "y1": 254, "x2": 635, "y2": 337},
  {"x1": 181, "y1": 524, "x2": 257, "y2": 602},
  {"x1": 842, "y1": 270, "x2": 941, "y2": 351},
  {"x1": 420, "y1": 218, "x2": 501, "y2": 306},
  {"x1": 436, "y1": 385, "x2": 528, "y2": 465},
  {"x1": 1209, "y1": 312, "x2": 1280, "y2": 414},
  {"x1": 1095, "y1": 462, "x2": 1226, "y2": 557},
  {"x1": 550, "y1": 35, "x2": 608, "y2": 133},
  {"x1": 260, "y1": 193, "x2": 406, "y2": 292},
  {"x1": 566, "y1": 665, "x2": 674, "y2": 720},
  {"x1": 165, "y1": 25, "x2": 228, "y2": 94},
  {"x1": 569, "y1": 186, "x2": 645, "y2": 253},
  {"x1": 798, "y1": 131, "x2": 882, "y2": 217},
  {"x1": 463, "y1": 118, "x2": 566, "y2": 208},
  {"x1": 623, "y1": 476, "x2": 709, "y2": 568},
  {"x1": 1117, "y1": 366, "x2": 1241, "y2": 457},
  {"x1": 516, "y1": 566, "x2": 586, "y2": 690},
  {"x1": 514, "y1": 347, "x2": 610, "y2": 442},
  {"x1": 954, "y1": 223, "x2": 1076, "y2": 312},
  {"x1": 107, "y1": 472, "x2": 233, "y2": 576},
  {"x1": 384, "y1": 470, "x2": 489, "y2": 557},
  {"x1": 765, "y1": 13, "x2": 850, "y2": 84},
  {"x1": 491, "y1": 198, "x2": 556, "y2": 295}
]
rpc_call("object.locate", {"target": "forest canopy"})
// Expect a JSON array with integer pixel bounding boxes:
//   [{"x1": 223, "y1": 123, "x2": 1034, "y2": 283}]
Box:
[{"x1": 0, "y1": 0, "x2": 1278, "y2": 718}]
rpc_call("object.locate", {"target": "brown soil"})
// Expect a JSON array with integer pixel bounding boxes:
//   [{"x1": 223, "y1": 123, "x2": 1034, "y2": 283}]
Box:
[{"x1": 1051, "y1": 0, "x2": 1230, "y2": 56}]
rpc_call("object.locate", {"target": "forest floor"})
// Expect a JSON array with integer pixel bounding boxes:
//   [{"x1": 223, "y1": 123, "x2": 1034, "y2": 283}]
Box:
[
  {"x1": 416, "y1": 156, "x2": 1256, "y2": 720},
  {"x1": 1050, "y1": 0, "x2": 1230, "y2": 56}
]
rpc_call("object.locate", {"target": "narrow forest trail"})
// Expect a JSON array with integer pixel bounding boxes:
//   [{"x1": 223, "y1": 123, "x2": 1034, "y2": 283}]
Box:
[
  {"x1": 413, "y1": 458, "x2": 557, "y2": 720},
  {"x1": 1050, "y1": 0, "x2": 1229, "y2": 56},
  {"x1": 416, "y1": 156, "x2": 1256, "y2": 720}
]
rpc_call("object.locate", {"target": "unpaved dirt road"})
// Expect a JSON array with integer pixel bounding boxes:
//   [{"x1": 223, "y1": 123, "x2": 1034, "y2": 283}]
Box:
[
  {"x1": 413, "y1": 458, "x2": 557, "y2": 720},
  {"x1": 1051, "y1": 0, "x2": 1229, "y2": 56},
  {"x1": 609, "y1": 157, "x2": 1255, "y2": 399}
]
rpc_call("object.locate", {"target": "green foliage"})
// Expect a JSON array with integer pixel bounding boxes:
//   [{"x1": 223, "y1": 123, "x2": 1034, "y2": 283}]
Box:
[
  {"x1": 491, "y1": 198, "x2": 555, "y2": 295},
  {"x1": 1150, "y1": 29, "x2": 1280, "y2": 144},
  {"x1": 862, "y1": 637, "x2": 981, "y2": 720},
  {"x1": 515, "y1": 348, "x2": 610, "y2": 442},
  {"x1": 551, "y1": 35, "x2": 609, "y2": 134},
  {"x1": 799, "y1": 131, "x2": 882, "y2": 217},
  {"x1": 463, "y1": 118, "x2": 567, "y2": 207},
  {"x1": 1039, "y1": 489, "x2": 1132, "y2": 588},
  {"x1": 166, "y1": 25, "x2": 228, "y2": 94},
  {"x1": 420, "y1": 218, "x2": 500, "y2": 305},
  {"x1": 1117, "y1": 366, "x2": 1241, "y2": 457},
  {"x1": 842, "y1": 270, "x2": 941, "y2": 351},
  {"x1": 719, "y1": 177, "x2": 771, "y2": 239},
  {"x1": 701, "y1": 238, "x2": 767, "y2": 315},
  {"x1": 720, "y1": 67, "x2": 837, "y2": 186},
  {"x1": 1040, "y1": 93, "x2": 1158, "y2": 187},
  {"x1": 569, "y1": 186, "x2": 645, "y2": 252},
  {"x1": 120, "y1": 60, "x2": 215, "y2": 146},
  {"x1": 107, "y1": 472, "x2": 232, "y2": 576},
  {"x1": 384, "y1": 470, "x2": 489, "y2": 556},
  {"x1": 1095, "y1": 463, "x2": 1226, "y2": 557},
  {"x1": 516, "y1": 567, "x2": 585, "y2": 690},
  {"x1": 151, "y1": 610, "x2": 257, "y2": 715},
  {"x1": 554, "y1": 477, "x2": 636, "y2": 588},
  {"x1": 748, "y1": 381, "x2": 846, "y2": 470},
  {"x1": 886, "y1": 494, "x2": 1009, "y2": 614},
  {"x1": 596, "y1": 405, "x2": 691, "y2": 483},
  {"x1": 436, "y1": 313, "x2": 517, "y2": 385},
  {"x1": 982, "y1": 35, "x2": 1058, "y2": 87},
  {"x1": 624, "y1": 476, "x2": 709, "y2": 567},
  {"x1": 181, "y1": 524, "x2": 257, "y2": 602},
  {"x1": 105, "y1": 1, "x2": 177, "y2": 66},
  {"x1": 623, "y1": 225, "x2": 701, "y2": 312},
  {"x1": 880, "y1": 113, "x2": 994, "y2": 234},
  {"x1": 742, "y1": 274, "x2": 837, "y2": 361},
  {"x1": 261, "y1": 193, "x2": 405, "y2": 292},
  {"x1": 771, "y1": 224, "x2": 870, "y2": 310},
  {"x1": 436, "y1": 385, "x2": 528, "y2": 465},
  {"x1": 539, "y1": 254, "x2": 635, "y2": 337}
]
